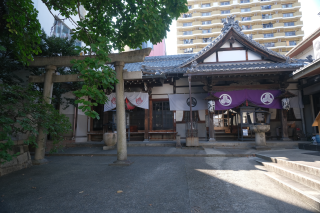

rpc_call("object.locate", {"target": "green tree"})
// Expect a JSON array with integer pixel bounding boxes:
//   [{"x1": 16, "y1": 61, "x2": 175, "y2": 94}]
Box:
[{"x1": 0, "y1": 0, "x2": 188, "y2": 162}]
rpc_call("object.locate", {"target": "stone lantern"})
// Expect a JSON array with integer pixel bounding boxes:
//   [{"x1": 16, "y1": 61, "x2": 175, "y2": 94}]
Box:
[{"x1": 204, "y1": 94, "x2": 220, "y2": 142}]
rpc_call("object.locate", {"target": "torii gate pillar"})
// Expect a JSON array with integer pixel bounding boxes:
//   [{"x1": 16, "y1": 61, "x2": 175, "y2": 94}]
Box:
[
  {"x1": 109, "y1": 61, "x2": 133, "y2": 166},
  {"x1": 33, "y1": 65, "x2": 56, "y2": 165}
]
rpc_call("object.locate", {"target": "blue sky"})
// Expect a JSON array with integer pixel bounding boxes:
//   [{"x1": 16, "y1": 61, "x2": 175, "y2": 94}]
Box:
[{"x1": 165, "y1": 0, "x2": 320, "y2": 55}]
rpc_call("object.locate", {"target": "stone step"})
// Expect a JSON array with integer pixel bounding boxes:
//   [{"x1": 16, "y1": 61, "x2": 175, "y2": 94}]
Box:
[
  {"x1": 255, "y1": 158, "x2": 320, "y2": 191},
  {"x1": 256, "y1": 153, "x2": 320, "y2": 177},
  {"x1": 265, "y1": 172, "x2": 320, "y2": 212}
]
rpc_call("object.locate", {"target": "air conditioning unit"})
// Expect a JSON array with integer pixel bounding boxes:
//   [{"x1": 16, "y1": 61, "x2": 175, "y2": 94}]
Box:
[{"x1": 313, "y1": 36, "x2": 320, "y2": 60}]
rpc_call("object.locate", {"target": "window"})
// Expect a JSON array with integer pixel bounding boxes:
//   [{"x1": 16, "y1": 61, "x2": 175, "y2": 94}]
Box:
[
  {"x1": 262, "y1": 14, "x2": 272, "y2": 19},
  {"x1": 261, "y1": 0, "x2": 270, "y2": 1},
  {"x1": 284, "y1": 22, "x2": 294, "y2": 27},
  {"x1": 129, "y1": 107, "x2": 145, "y2": 131},
  {"x1": 203, "y1": 37, "x2": 213, "y2": 43},
  {"x1": 285, "y1": 31, "x2": 296, "y2": 36},
  {"x1": 53, "y1": 19, "x2": 82, "y2": 47},
  {"x1": 241, "y1": 8, "x2": 251, "y2": 12},
  {"x1": 283, "y1": 13, "x2": 294, "y2": 17},
  {"x1": 220, "y1": 1, "x2": 230, "y2": 5},
  {"x1": 240, "y1": 0, "x2": 250, "y2": 3},
  {"x1": 282, "y1": 4, "x2": 292, "y2": 8},
  {"x1": 264, "y1": 33, "x2": 274, "y2": 38},
  {"x1": 261, "y1": 5, "x2": 271, "y2": 10},
  {"x1": 242, "y1": 25, "x2": 252, "y2": 30},
  {"x1": 202, "y1": 21, "x2": 212, "y2": 25},
  {"x1": 202, "y1": 12, "x2": 211, "y2": 16},
  {"x1": 183, "y1": 22, "x2": 192, "y2": 27},
  {"x1": 202, "y1": 29, "x2": 211, "y2": 34},
  {"x1": 184, "y1": 48, "x2": 193, "y2": 53},
  {"x1": 263, "y1": 23, "x2": 273, "y2": 28},
  {"x1": 247, "y1": 34, "x2": 253, "y2": 39},
  {"x1": 182, "y1": 13, "x2": 192, "y2": 18},
  {"x1": 242, "y1": 17, "x2": 252, "y2": 21},
  {"x1": 221, "y1": 10, "x2": 230, "y2": 14},
  {"x1": 201, "y1": 3, "x2": 211, "y2": 8},
  {"x1": 188, "y1": 5, "x2": 192, "y2": 9},
  {"x1": 288, "y1": 40, "x2": 296, "y2": 46},
  {"x1": 183, "y1": 39, "x2": 193, "y2": 44},
  {"x1": 183, "y1": 111, "x2": 199, "y2": 122},
  {"x1": 152, "y1": 102, "x2": 173, "y2": 130},
  {"x1": 264, "y1": 42, "x2": 275, "y2": 47},
  {"x1": 183, "y1": 31, "x2": 192, "y2": 35},
  {"x1": 221, "y1": 18, "x2": 226, "y2": 23}
]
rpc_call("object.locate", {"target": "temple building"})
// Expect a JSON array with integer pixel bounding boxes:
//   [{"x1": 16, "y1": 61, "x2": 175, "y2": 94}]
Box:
[{"x1": 64, "y1": 16, "x2": 311, "y2": 143}]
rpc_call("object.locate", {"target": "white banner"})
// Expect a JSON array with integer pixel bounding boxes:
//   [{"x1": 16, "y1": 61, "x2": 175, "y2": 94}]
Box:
[
  {"x1": 104, "y1": 92, "x2": 149, "y2": 111},
  {"x1": 168, "y1": 94, "x2": 208, "y2": 111}
]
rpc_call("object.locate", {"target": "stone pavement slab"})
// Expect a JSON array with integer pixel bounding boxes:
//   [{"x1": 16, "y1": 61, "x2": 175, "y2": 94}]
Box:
[
  {"x1": 49, "y1": 146, "x2": 260, "y2": 157},
  {"x1": 0, "y1": 156, "x2": 315, "y2": 213},
  {"x1": 256, "y1": 149, "x2": 320, "y2": 170}
]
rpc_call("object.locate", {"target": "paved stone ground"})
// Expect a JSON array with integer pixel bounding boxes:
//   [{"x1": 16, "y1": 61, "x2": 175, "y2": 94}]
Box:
[{"x1": 1, "y1": 155, "x2": 317, "y2": 213}]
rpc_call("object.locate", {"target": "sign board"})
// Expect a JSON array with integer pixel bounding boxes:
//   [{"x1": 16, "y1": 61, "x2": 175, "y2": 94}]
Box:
[{"x1": 243, "y1": 129, "x2": 248, "y2": 136}]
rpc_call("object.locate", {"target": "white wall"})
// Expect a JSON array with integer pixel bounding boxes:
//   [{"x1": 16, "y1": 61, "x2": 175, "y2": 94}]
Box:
[{"x1": 294, "y1": 45, "x2": 315, "y2": 60}]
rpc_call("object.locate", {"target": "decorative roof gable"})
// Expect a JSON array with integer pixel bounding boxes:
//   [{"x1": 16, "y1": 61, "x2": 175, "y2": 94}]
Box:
[{"x1": 178, "y1": 15, "x2": 289, "y2": 68}]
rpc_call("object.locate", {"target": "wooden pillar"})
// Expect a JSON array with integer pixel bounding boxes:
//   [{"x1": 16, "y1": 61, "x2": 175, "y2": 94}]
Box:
[
  {"x1": 209, "y1": 111, "x2": 216, "y2": 142},
  {"x1": 280, "y1": 109, "x2": 291, "y2": 141},
  {"x1": 144, "y1": 108, "x2": 149, "y2": 142},
  {"x1": 33, "y1": 65, "x2": 56, "y2": 165},
  {"x1": 188, "y1": 75, "x2": 193, "y2": 137}
]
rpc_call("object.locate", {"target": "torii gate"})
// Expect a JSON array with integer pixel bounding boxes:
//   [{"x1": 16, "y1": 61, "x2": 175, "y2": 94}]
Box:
[{"x1": 29, "y1": 48, "x2": 152, "y2": 166}]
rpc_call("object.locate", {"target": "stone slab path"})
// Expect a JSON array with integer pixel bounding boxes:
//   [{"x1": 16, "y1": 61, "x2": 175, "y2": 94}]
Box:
[{"x1": 0, "y1": 155, "x2": 316, "y2": 213}]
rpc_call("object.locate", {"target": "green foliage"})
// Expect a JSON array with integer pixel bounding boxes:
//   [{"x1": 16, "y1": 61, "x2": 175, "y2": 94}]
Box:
[
  {"x1": 1, "y1": 0, "x2": 42, "y2": 65},
  {"x1": 0, "y1": 85, "x2": 71, "y2": 163},
  {"x1": 0, "y1": 0, "x2": 188, "y2": 162},
  {"x1": 41, "y1": 0, "x2": 188, "y2": 118}
]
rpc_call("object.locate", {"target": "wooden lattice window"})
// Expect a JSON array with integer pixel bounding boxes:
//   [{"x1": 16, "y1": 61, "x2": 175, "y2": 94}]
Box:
[{"x1": 152, "y1": 101, "x2": 173, "y2": 130}]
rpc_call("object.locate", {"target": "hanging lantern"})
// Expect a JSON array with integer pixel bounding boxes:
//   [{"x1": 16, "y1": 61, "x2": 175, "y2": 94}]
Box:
[
  {"x1": 125, "y1": 98, "x2": 135, "y2": 110},
  {"x1": 204, "y1": 93, "x2": 219, "y2": 113},
  {"x1": 207, "y1": 100, "x2": 215, "y2": 113},
  {"x1": 276, "y1": 90, "x2": 296, "y2": 111},
  {"x1": 282, "y1": 98, "x2": 290, "y2": 110}
]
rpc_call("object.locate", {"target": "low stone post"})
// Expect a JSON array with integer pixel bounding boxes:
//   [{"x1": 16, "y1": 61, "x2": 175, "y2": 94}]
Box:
[{"x1": 33, "y1": 65, "x2": 56, "y2": 165}]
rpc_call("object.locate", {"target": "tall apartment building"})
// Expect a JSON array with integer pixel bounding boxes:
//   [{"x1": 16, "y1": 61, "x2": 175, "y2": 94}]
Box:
[{"x1": 177, "y1": 0, "x2": 303, "y2": 55}]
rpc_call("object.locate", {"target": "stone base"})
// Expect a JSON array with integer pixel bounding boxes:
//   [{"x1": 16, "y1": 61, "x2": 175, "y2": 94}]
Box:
[
  {"x1": 186, "y1": 137, "x2": 199, "y2": 147},
  {"x1": 108, "y1": 160, "x2": 134, "y2": 166},
  {"x1": 281, "y1": 137, "x2": 292, "y2": 141},
  {"x1": 143, "y1": 139, "x2": 149, "y2": 142},
  {"x1": 32, "y1": 158, "x2": 48, "y2": 165},
  {"x1": 103, "y1": 146, "x2": 116, "y2": 150},
  {"x1": 253, "y1": 146, "x2": 271, "y2": 151},
  {"x1": 209, "y1": 138, "x2": 216, "y2": 142}
]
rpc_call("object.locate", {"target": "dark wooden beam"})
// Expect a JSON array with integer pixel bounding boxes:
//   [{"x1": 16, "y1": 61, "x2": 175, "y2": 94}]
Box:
[{"x1": 210, "y1": 84, "x2": 280, "y2": 91}]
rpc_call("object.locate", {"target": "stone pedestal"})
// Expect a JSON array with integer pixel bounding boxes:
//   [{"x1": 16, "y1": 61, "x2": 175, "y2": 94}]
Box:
[
  {"x1": 103, "y1": 133, "x2": 117, "y2": 146},
  {"x1": 250, "y1": 125, "x2": 271, "y2": 150},
  {"x1": 176, "y1": 135, "x2": 181, "y2": 148},
  {"x1": 186, "y1": 137, "x2": 199, "y2": 147}
]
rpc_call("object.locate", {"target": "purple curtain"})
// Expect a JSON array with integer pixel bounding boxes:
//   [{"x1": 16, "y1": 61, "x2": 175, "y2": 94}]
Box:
[{"x1": 212, "y1": 89, "x2": 282, "y2": 110}]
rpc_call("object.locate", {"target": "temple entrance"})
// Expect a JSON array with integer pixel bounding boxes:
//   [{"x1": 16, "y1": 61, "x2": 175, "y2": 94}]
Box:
[{"x1": 213, "y1": 109, "x2": 239, "y2": 140}]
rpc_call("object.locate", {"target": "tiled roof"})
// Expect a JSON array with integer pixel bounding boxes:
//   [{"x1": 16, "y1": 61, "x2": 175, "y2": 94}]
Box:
[
  {"x1": 292, "y1": 57, "x2": 320, "y2": 77},
  {"x1": 124, "y1": 54, "x2": 194, "y2": 72},
  {"x1": 186, "y1": 62, "x2": 305, "y2": 73},
  {"x1": 124, "y1": 16, "x2": 306, "y2": 77}
]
